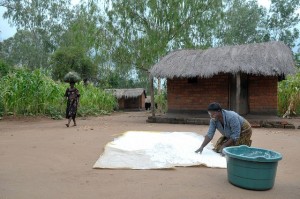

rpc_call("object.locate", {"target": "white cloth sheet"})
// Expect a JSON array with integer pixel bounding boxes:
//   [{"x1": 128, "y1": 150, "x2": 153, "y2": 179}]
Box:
[{"x1": 93, "y1": 131, "x2": 226, "y2": 169}]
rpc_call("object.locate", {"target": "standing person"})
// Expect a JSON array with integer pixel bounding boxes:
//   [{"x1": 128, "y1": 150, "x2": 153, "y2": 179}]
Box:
[
  {"x1": 65, "y1": 81, "x2": 80, "y2": 127},
  {"x1": 195, "y1": 102, "x2": 252, "y2": 155}
]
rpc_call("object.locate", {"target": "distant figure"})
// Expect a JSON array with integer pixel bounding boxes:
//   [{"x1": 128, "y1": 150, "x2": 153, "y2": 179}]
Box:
[
  {"x1": 145, "y1": 102, "x2": 151, "y2": 110},
  {"x1": 195, "y1": 102, "x2": 252, "y2": 155},
  {"x1": 144, "y1": 102, "x2": 158, "y2": 111},
  {"x1": 64, "y1": 82, "x2": 80, "y2": 127}
]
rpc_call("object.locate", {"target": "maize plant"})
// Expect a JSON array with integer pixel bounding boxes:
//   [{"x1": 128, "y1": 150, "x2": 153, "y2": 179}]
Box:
[
  {"x1": 0, "y1": 68, "x2": 116, "y2": 118},
  {"x1": 278, "y1": 72, "x2": 300, "y2": 117}
]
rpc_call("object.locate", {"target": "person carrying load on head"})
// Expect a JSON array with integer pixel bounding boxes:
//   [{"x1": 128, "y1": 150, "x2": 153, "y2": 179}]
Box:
[{"x1": 63, "y1": 72, "x2": 81, "y2": 127}]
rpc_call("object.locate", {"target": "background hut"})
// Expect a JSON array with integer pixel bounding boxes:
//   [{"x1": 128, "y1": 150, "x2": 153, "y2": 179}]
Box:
[
  {"x1": 150, "y1": 41, "x2": 296, "y2": 115},
  {"x1": 105, "y1": 88, "x2": 147, "y2": 111}
]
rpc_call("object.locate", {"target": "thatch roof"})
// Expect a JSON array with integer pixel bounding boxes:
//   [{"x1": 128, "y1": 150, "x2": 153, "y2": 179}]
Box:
[
  {"x1": 150, "y1": 41, "x2": 296, "y2": 78},
  {"x1": 105, "y1": 88, "x2": 146, "y2": 99}
]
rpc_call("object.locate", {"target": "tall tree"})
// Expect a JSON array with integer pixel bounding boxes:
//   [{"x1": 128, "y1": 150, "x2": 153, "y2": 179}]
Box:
[
  {"x1": 59, "y1": 1, "x2": 104, "y2": 54},
  {"x1": 103, "y1": 0, "x2": 223, "y2": 79},
  {"x1": 0, "y1": 0, "x2": 72, "y2": 68},
  {"x1": 0, "y1": 30, "x2": 50, "y2": 68},
  {"x1": 50, "y1": 46, "x2": 98, "y2": 83},
  {"x1": 218, "y1": 0, "x2": 264, "y2": 45},
  {"x1": 260, "y1": 0, "x2": 300, "y2": 48},
  {"x1": 58, "y1": 1, "x2": 120, "y2": 86}
]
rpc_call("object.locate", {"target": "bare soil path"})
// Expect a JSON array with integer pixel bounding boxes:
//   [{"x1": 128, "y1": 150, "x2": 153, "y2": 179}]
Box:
[{"x1": 0, "y1": 111, "x2": 300, "y2": 199}]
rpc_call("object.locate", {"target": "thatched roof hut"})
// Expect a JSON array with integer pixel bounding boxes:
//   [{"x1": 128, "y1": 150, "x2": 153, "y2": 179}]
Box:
[
  {"x1": 150, "y1": 41, "x2": 295, "y2": 78},
  {"x1": 105, "y1": 88, "x2": 146, "y2": 99},
  {"x1": 105, "y1": 88, "x2": 147, "y2": 110},
  {"x1": 148, "y1": 41, "x2": 296, "y2": 116}
]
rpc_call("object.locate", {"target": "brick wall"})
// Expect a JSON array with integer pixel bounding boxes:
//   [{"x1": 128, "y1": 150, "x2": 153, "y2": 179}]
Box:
[
  {"x1": 167, "y1": 74, "x2": 229, "y2": 113},
  {"x1": 167, "y1": 74, "x2": 278, "y2": 115},
  {"x1": 248, "y1": 75, "x2": 278, "y2": 114}
]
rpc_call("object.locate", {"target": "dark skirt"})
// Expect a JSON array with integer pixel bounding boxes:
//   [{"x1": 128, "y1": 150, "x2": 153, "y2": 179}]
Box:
[{"x1": 66, "y1": 99, "x2": 78, "y2": 119}]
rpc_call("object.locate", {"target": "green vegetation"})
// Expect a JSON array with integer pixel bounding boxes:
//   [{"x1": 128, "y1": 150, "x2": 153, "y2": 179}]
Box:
[
  {"x1": 0, "y1": 0, "x2": 300, "y2": 118},
  {"x1": 74, "y1": 82, "x2": 116, "y2": 117},
  {"x1": 278, "y1": 72, "x2": 300, "y2": 116},
  {"x1": 63, "y1": 71, "x2": 81, "y2": 83},
  {"x1": 154, "y1": 91, "x2": 168, "y2": 113},
  {"x1": 0, "y1": 65, "x2": 299, "y2": 118},
  {"x1": 1, "y1": 0, "x2": 299, "y2": 89},
  {"x1": 51, "y1": 47, "x2": 98, "y2": 83},
  {"x1": 0, "y1": 59, "x2": 12, "y2": 78},
  {"x1": 0, "y1": 68, "x2": 116, "y2": 119}
]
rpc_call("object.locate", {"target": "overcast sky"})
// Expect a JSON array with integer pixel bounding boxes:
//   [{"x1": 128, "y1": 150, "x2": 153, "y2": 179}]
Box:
[{"x1": 0, "y1": 0, "x2": 284, "y2": 42}]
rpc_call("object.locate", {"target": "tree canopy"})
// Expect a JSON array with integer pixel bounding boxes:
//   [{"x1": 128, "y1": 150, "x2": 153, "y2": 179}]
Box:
[
  {"x1": 51, "y1": 46, "x2": 98, "y2": 83},
  {"x1": 0, "y1": 0, "x2": 299, "y2": 89}
]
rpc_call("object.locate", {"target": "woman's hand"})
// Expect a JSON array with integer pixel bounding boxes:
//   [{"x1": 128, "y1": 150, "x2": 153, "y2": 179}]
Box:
[
  {"x1": 195, "y1": 147, "x2": 203, "y2": 154},
  {"x1": 219, "y1": 145, "x2": 226, "y2": 156}
]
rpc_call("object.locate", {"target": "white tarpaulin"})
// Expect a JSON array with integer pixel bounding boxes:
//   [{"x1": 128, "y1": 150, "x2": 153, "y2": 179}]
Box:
[{"x1": 93, "y1": 131, "x2": 226, "y2": 169}]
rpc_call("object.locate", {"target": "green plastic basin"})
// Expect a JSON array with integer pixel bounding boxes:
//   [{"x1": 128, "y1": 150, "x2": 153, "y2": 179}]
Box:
[{"x1": 223, "y1": 145, "x2": 282, "y2": 190}]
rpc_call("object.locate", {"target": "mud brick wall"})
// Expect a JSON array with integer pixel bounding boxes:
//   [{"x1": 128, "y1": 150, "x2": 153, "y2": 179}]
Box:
[
  {"x1": 167, "y1": 74, "x2": 278, "y2": 115},
  {"x1": 248, "y1": 75, "x2": 278, "y2": 114},
  {"x1": 167, "y1": 74, "x2": 229, "y2": 113}
]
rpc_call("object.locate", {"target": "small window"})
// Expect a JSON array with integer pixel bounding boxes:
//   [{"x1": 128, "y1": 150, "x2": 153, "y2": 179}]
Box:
[{"x1": 188, "y1": 77, "x2": 198, "y2": 84}]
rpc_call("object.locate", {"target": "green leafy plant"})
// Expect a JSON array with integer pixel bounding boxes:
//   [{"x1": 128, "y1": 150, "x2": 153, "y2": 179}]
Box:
[
  {"x1": 0, "y1": 68, "x2": 116, "y2": 118},
  {"x1": 154, "y1": 91, "x2": 168, "y2": 113},
  {"x1": 278, "y1": 72, "x2": 300, "y2": 116},
  {"x1": 73, "y1": 82, "x2": 116, "y2": 117}
]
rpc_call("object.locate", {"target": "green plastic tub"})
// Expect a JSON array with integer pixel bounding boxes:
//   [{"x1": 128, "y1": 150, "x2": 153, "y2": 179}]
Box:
[{"x1": 223, "y1": 145, "x2": 282, "y2": 190}]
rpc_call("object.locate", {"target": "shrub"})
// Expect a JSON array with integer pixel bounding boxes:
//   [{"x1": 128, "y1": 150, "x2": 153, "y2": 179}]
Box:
[
  {"x1": 154, "y1": 91, "x2": 168, "y2": 113},
  {"x1": 278, "y1": 72, "x2": 300, "y2": 116}
]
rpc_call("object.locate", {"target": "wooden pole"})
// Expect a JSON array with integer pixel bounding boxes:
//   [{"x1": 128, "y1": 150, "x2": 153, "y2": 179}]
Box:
[
  {"x1": 236, "y1": 72, "x2": 241, "y2": 114},
  {"x1": 150, "y1": 75, "x2": 155, "y2": 117}
]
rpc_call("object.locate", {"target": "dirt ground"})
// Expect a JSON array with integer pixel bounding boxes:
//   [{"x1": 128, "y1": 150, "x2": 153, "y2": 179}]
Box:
[{"x1": 0, "y1": 111, "x2": 300, "y2": 199}]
